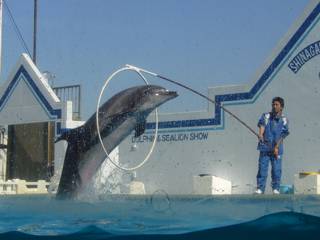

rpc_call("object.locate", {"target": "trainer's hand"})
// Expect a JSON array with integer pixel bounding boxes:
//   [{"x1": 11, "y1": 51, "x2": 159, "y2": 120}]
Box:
[
  {"x1": 274, "y1": 146, "x2": 279, "y2": 158},
  {"x1": 258, "y1": 134, "x2": 264, "y2": 142}
]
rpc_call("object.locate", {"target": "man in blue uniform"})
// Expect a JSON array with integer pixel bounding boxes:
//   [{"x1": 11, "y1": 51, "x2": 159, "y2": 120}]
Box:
[{"x1": 255, "y1": 97, "x2": 289, "y2": 194}]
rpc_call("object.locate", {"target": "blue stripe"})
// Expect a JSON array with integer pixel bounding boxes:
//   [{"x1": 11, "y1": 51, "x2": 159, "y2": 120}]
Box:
[
  {"x1": 145, "y1": 2, "x2": 320, "y2": 130},
  {"x1": 144, "y1": 126, "x2": 224, "y2": 134},
  {"x1": 56, "y1": 122, "x2": 62, "y2": 135},
  {"x1": 0, "y1": 65, "x2": 62, "y2": 119}
]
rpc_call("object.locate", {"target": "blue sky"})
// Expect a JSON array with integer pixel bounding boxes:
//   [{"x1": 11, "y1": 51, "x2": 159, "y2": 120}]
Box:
[{"x1": 0, "y1": 0, "x2": 310, "y2": 120}]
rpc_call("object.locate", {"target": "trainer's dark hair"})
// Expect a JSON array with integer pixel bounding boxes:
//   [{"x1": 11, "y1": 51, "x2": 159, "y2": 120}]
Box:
[{"x1": 272, "y1": 97, "x2": 284, "y2": 108}]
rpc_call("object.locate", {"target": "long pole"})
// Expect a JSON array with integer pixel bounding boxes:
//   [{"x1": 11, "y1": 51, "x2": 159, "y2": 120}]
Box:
[
  {"x1": 33, "y1": 0, "x2": 37, "y2": 64},
  {"x1": 126, "y1": 64, "x2": 259, "y2": 138}
]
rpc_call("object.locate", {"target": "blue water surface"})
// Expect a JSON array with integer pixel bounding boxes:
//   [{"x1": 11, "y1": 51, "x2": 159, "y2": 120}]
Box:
[{"x1": 1, "y1": 194, "x2": 320, "y2": 239}]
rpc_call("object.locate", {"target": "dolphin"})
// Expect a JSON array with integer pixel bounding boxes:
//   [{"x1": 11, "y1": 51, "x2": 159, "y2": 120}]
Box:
[{"x1": 56, "y1": 85, "x2": 178, "y2": 198}]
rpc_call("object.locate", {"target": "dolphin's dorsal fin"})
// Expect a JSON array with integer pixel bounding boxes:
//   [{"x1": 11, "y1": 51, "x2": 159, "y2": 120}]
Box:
[{"x1": 134, "y1": 120, "x2": 146, "y2": 137}]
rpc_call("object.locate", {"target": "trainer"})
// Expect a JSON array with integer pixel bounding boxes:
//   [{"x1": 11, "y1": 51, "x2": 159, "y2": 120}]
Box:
[{"x1": 255, "y1": 97, "x2": 289, "y2": 194}]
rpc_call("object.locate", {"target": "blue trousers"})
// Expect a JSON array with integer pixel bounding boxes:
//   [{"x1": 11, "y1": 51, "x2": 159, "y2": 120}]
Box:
[{"x1": 256, "y1": 152, "x2": 282, "y2": 192}]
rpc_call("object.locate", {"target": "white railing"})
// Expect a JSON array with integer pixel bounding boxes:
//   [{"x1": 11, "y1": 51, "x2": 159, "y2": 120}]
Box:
[{"x1": 0, "y1": 179, "x2": 49, "y2": 195}]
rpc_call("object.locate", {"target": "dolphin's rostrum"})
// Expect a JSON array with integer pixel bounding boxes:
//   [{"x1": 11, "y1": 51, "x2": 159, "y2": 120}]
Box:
[{"x1": 56, "y1": 85, "x2": 178, "y2": 198}]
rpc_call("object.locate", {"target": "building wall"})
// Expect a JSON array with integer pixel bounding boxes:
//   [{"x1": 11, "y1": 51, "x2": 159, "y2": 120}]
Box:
[{"x1": 118, "y1": 1, "x2": 320, "y2": 194}]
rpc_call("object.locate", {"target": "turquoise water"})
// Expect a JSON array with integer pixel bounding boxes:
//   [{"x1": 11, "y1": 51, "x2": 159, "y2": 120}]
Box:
[{"x1": 1, "y1": 194, "x2": 320, "y2": 239}]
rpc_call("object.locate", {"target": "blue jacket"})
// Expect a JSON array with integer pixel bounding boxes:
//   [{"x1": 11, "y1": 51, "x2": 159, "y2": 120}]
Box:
[{"x1": 257, "y1": 112, "x2": 289, "y2": 155}]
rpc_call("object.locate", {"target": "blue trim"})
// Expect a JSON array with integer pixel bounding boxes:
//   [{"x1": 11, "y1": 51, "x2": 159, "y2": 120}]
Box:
[
  {"x1": 144, "y1": 2, "x2": 320, "y2": 131},
  {"x1": 56, "y1": 122, "x2": 62, "y2": 135},
  {"x1": 145, "y1": 126, "x2": 224, "y2": 134},
  {"x1": 0, "y1": 65, "x2": 62, "y2": 119}
]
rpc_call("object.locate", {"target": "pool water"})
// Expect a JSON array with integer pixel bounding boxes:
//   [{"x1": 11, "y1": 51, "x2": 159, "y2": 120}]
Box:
[{"x1": 1, "y1": 194, "x2": 320, "y2": 239}]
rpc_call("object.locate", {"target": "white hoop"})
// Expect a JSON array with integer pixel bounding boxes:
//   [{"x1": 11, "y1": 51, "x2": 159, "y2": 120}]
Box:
[{"x1": 96, "y1": 66, "x2": 159, "y2": 171}]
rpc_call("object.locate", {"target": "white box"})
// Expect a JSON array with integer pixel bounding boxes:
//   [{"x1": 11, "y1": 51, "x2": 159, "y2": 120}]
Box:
[
  {"x1": 294, "y1": 174, "x2": 320, "y2": 194},
  {"x1": 129, "y1": 181, "x2": 146, "y2": 194},
  {"x1": 193, "y1": 175, "x2": 232, "y2": 195}
]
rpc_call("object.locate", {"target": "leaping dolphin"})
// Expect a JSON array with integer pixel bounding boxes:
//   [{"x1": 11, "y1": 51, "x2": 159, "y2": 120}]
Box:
[{"x1": 56, "y1": 85, "x2": 178, "y2": 198}]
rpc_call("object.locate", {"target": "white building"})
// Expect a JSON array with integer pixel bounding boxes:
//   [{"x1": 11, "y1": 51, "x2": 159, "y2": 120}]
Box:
[{"x1": 0, "y1": 53, "x2": 83, "y2": 182}]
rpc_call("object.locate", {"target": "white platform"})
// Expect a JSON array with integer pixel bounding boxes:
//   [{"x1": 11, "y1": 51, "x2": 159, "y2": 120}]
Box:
[
  {"x1": 294, "y1": 173, "x2": 320, "y2": 194},
  {"x1": 129, "y1": 181, "x2": 146, "y2": 194},
  {"x1": 0, "y1": 179, "x2": 49, "y2": 195},
  {"x1": 193, "y1": 175, "x2": 232, "y2": 195}
]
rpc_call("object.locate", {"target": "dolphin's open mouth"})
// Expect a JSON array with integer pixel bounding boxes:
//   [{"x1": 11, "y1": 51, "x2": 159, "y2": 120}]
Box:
[
  {"x1": 164, "y1": 90, "x2": 178, "y2": 98},
  {"x1": 155, "y1": 89, "x2": 178, "y2": 99}
]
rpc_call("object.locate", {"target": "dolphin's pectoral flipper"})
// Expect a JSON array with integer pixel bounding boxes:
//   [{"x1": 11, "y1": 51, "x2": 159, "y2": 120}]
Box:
[
  {"x1": 134, "y1": 113, "x2": 147, "y2": 138},
  {"x1": 134, "y1": 119, "x2": 146, "y2": 137}
]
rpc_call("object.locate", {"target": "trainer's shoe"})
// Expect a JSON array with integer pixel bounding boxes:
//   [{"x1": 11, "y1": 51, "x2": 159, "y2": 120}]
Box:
[
  {"x1": 273, "y1": 189, "x2": 280, "y2": 195},
  {"x1": 254, "y1": 189, "x2": 263, "y2": 194}
]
